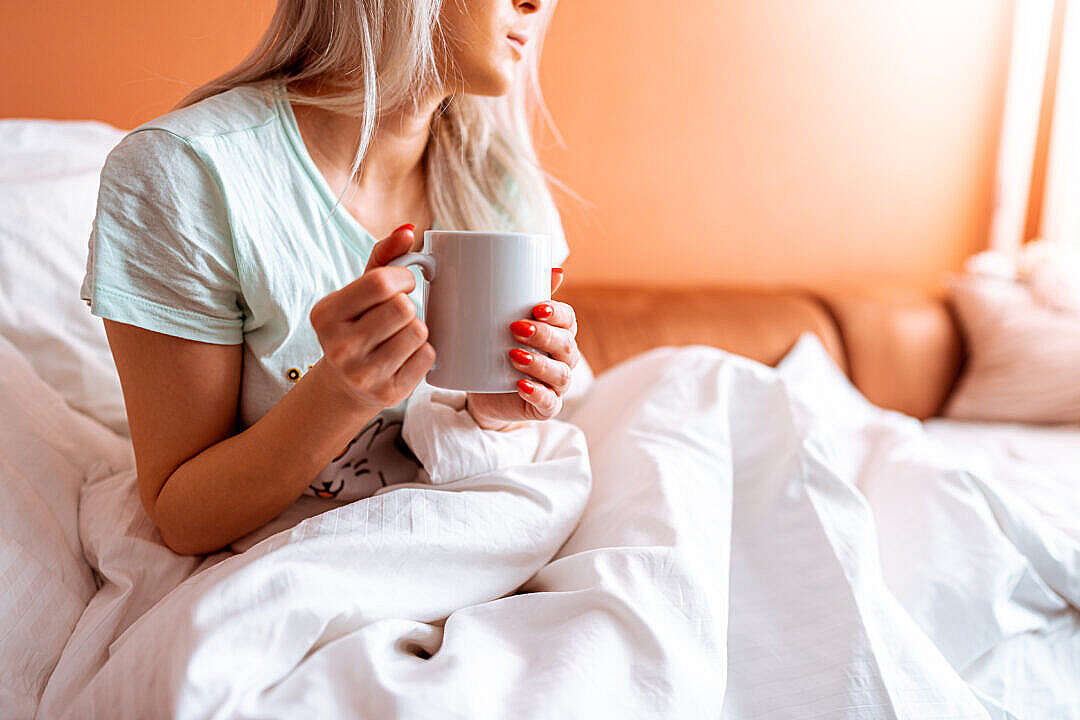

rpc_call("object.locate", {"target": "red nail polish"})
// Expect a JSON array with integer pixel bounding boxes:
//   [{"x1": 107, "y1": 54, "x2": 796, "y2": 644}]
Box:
[
  {"x1": 509, "y1": 348, "x2": 532, "y2": 365},
  {"x1": 532, "y1": 303, "x2": 553, "y2": 320},
  {"x1": 517, "y1": 378, "x2": 535, "y2": 394},
  {"x1": 510, "y1": 320, "x2": 536, "y2": 338},
  {"x1": 552, "y1": 267, "x2": 564, "y2": 275},
  {"x1": 394, "y1": 223, "x2": 415, "y2": 233}
]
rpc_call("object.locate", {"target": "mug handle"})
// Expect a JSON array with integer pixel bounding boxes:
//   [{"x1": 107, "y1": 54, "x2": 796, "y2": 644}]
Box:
[{"x1": 386, "y1": 252, "x2": 437, "y2": 281}]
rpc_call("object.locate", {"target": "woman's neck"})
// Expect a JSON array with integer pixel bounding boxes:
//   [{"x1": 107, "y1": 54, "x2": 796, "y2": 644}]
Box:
[{"x1": 287, "y1": 77, "x2": 444, "y2": 236}]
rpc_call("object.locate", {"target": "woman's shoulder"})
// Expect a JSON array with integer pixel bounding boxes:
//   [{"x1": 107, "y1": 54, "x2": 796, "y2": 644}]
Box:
[
  {"x1": 99, "y1": 83, "x2": 286, "y2": 193},
  {"x1": 128, "y1": 83, "x2": 279, "y2": 144},
  {"x1": 90, "y1": 90, "x2": 280, "y2": 250}
]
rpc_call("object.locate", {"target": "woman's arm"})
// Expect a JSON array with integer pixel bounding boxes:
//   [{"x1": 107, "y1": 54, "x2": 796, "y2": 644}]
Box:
[
  {"x1": 107, "y1": 225, "x2": 433, "y2": 556},
  {"x1": 105, "y1": 320, "x2": 381, "y2": 555}
]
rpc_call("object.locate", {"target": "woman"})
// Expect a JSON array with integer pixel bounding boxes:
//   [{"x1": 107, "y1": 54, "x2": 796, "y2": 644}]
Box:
[{"x1": 80, "y1": 0, "x2": 584, "y2": 556}]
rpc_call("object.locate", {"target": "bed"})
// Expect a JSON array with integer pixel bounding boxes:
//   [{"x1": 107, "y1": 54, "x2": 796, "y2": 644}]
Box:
[{"x1": 2, "y1": 119, "x2": 1079, "y2": 719}]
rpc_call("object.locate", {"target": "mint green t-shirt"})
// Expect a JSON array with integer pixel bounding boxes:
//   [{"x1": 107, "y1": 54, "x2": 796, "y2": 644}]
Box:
[{"x1": 80, "y1": 81, "x2": 566, "y2": 520}]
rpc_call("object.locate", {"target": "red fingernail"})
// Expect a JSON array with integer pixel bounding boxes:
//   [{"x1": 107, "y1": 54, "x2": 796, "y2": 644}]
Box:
[
  {"x1": 394, "y1": 223, "x2": 415, "y2": 233},
  {"x1": 552, "y1": 267, "x2": 564, "y2": 275},
  {"x1": 509, "y1": 348, "x2": 532, "y2": 365},
  {"x1": 517, "y1": 378, "x2": 535, "y2": 394},
  {"x1": 510, "y1": 320, "x2": 536, "y2": 338},
  {"x1": 532, "y1": 303, "x2": 553, "y2": 320}
]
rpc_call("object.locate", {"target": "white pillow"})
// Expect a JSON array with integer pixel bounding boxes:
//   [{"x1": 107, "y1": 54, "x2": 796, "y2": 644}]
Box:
[
  {"x1": 0, "y1": 119, "x2": 130, "y2": 436},
  {"x1": 0, "y1": 333, "x2": 133, "y2": 718},
  {"x1": 944, "y1": 272, "x2": 1080, "y2": 424}
]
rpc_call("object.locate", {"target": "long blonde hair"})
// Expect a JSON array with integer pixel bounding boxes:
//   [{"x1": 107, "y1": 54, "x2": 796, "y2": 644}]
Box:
[{"x1": 175, "y1": 0, "x2": 566, "y2": 238}]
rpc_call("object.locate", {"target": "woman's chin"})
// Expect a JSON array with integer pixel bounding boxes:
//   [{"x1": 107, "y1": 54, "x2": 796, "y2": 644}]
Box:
[{"x1": 461, "y1": 68, "x2": 515, "y2": 98}]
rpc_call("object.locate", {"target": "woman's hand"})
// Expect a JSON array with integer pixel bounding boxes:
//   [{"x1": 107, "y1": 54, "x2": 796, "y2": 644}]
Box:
[
  {"x1": 310, "y1": 224, "x2": 435, "y2": 414},
  {"x1": 466, "y1": 268, "x2": 581, "y2": 430}
]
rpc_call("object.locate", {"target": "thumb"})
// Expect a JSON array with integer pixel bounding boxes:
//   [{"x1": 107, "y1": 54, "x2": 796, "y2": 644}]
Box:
[
  {"x1": 364, "y1": 223, "x2": 415, "y2": 273},
  {"x1": 550, "y1": 267, "x2": 565, "y2": 294}
]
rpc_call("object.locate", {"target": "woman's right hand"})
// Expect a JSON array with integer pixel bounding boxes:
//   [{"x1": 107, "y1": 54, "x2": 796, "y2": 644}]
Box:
[{"x1": 309, "y1": 223, "x2": 435, "y2": 413}]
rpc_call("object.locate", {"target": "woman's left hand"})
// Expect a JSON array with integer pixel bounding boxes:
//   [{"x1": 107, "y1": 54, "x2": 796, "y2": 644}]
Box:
[{"x1": 466, "y1": 268, "x2": 581, "y2": 430}]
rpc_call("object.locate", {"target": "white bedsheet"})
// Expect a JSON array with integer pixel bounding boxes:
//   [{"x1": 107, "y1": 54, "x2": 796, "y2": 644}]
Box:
[
  {"x1": 924, "y1": 418, "x2": 1080, "y2": 543},
  {"x1": 35, "y1": 335, "x2": 1080, "y2": 719}
]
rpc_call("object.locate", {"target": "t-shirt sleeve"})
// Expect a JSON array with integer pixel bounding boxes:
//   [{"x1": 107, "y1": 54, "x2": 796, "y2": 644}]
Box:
[{"x1": 80, "y1": 128, "x2": 246, "y2": 345}]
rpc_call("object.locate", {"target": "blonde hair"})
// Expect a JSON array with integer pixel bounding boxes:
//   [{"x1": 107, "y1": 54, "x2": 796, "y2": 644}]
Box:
[{"x1": 175, "y1": 0, "x2": 566, "y2": 239}]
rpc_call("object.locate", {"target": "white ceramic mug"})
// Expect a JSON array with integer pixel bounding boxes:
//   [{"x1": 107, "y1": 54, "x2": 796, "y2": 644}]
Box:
[{"x1": 387, "y1": 230, "x2": 551, "y2": 393}]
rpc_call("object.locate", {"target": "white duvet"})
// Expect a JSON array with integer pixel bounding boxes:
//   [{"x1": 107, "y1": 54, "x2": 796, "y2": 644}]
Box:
[{"x1": 34, "y1": 336, "x2": 1080, "y2": 719}]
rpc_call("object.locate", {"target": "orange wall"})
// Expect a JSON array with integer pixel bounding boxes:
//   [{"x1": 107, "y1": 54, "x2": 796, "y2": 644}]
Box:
[
  {"x1": 539, "y1": 1, "x2": 1015, "y2": 290},
  {"x1": 1, "y1": 1, "x2": 1014, "y2": 291},
  {"x1": 0, "y1": 1, "x2": 273, "y2": 126}
]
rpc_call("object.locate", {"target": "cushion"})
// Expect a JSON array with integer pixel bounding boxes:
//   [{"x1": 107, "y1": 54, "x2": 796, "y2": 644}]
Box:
[
  {"x1": 0, "y1": 119, "x2": 130, "y2": 436},
  {"x1": 0, "y1": 333, "x2": 133, "y2": 718},
  {"x1": 944, "y1": 265, "x2": 1080, "y2": 424},
  {"x1": 818, "y1": 287, "x2": 963, "y2": 420}
]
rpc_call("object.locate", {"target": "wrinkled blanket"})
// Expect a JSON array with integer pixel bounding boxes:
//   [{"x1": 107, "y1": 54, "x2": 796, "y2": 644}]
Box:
[{"x1": 38, "y1": 336, "x2": 1080, "y2": 719}]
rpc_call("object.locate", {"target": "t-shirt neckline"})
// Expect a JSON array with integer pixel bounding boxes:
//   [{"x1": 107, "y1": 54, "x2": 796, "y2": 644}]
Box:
[{"x1": 270, "y1": 81, "x2": 379, "y2": 254}]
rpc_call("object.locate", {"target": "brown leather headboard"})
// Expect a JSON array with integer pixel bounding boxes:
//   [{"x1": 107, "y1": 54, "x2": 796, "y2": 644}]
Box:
[
  {"x1": 560, "y1": 285, "x2": 848, "y2": 374},
  {"x1": 559, "y1": 284, "x2": 964, "y2": 420}
]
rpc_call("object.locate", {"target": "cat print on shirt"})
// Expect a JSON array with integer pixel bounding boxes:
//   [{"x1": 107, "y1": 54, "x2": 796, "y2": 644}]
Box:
[
  {"x1": 285, "y1": 362, "x2": 421, "y2": 502},
  {"x1": 305, "y1": 405, "x2": 421, "y2": 502}
]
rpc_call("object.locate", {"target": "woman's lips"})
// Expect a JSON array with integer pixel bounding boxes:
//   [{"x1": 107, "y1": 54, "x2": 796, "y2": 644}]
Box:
[{"x1": 507, "y1": 32, "x2": 527, "y2": 60}]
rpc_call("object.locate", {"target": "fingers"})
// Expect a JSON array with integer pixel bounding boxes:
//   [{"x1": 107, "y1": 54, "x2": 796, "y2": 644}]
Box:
[
  {"x1": 310, "y1": 265, "x2": 416, "y2": 334},
  {"x1": 516, "y1": 378, "x2": 562, "y2": 418},
  {"x1": 348, "y1": 292, "x2": 418, "y2": 355},
  {"x1": 509, "y1": 319, "x2": 581, "y2": 369},
  {"x1": 508, "y1": 316, "x2": 575, "y2": 421},
  {"x1": 365, "y1": 223, "x2": 417, "y2": 272},
  {"x1": 316, "y1": 221, "x2": 417, "y2": 323},
  {"x1": 550, "y1": 267, "x2": 564, "y2": 294},
  {"x1": 508, "y1": 347, "x2": 572, "y2": 394},
  {"x1": 529, "y1": 299, "x2": 576, "y2": 333},
  {"x1": 392, "y1": 339, "x2": 436, "y2": 388},
  {"x1": 360, "y1": 317, "x2": 430, "y2": 376}
]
